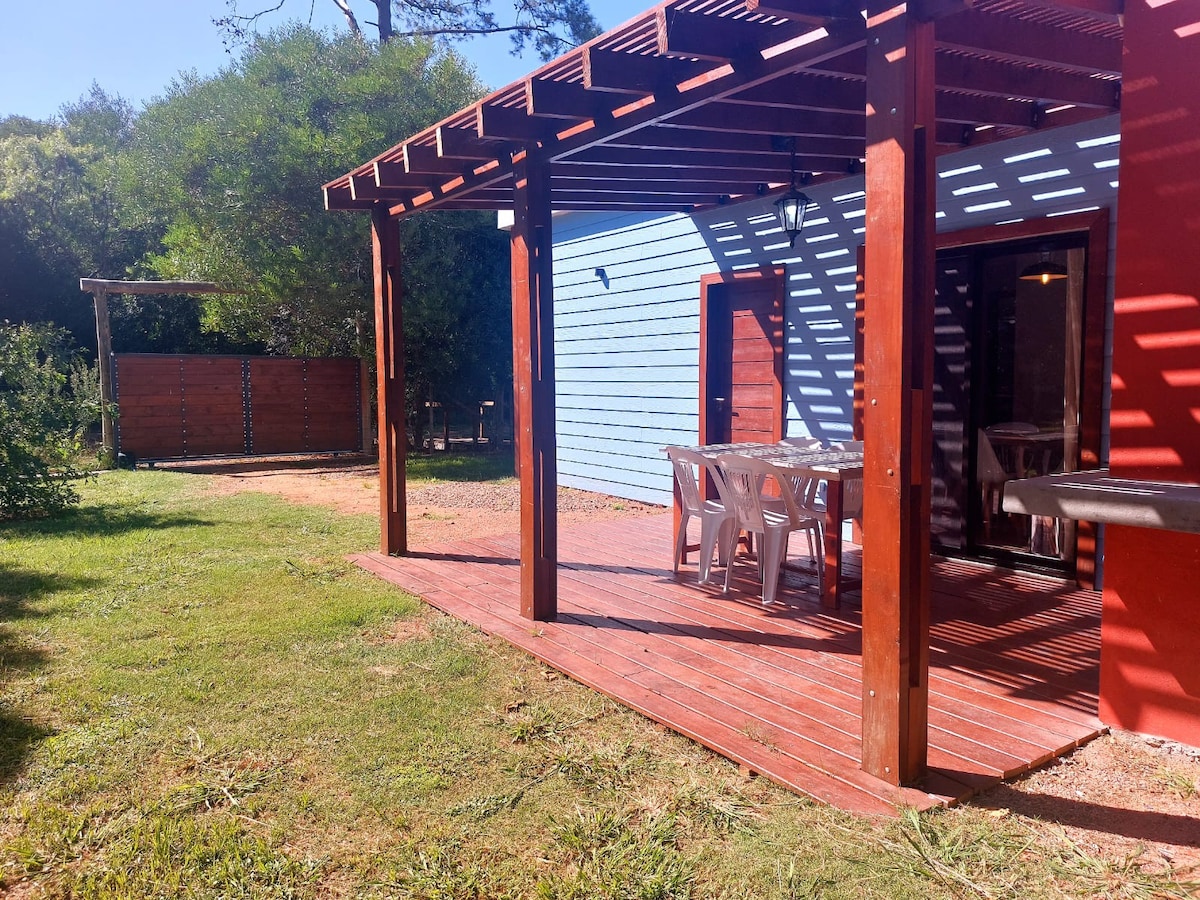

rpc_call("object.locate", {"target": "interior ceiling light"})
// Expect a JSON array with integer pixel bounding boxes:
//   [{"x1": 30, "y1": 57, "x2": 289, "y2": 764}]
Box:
[{"x1": 1019, "y1": 254, "x2": 1069, "y2": 285}]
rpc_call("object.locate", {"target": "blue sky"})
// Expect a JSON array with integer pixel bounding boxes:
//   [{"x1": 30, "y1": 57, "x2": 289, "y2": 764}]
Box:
[{"x1": 0, "y1": 0, "x2": 651, "y2": 121}]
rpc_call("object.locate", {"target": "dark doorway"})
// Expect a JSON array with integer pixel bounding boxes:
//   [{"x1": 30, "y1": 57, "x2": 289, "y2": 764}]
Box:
[
  {"x1": 930, "y1": 234, "x2": 1091, "y2": 574},
  {"x1": 699, "y1": 270, "x2": 785, "y2": 445}
]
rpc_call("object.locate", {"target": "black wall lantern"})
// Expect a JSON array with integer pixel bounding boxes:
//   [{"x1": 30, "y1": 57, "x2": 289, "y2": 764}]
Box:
[{"x1": 774, "y1": 138, "x2": 813, "y2": 247}]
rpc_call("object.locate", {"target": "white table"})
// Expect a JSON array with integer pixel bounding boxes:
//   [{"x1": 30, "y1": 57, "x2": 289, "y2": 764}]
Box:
[{"x1": 672, "y1": 442, "x2": 864, "y2": 608}]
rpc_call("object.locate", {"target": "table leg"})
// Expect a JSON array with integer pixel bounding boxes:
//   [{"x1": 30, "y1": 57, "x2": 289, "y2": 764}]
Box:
[{"x1": 821, "y1": 481, "x2": 843, "y2": 609}]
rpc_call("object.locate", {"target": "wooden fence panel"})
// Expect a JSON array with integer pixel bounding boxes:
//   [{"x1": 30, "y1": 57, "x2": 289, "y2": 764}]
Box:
[{"x1": 113, "y1": 354, "x2": 363, "y2": 460}]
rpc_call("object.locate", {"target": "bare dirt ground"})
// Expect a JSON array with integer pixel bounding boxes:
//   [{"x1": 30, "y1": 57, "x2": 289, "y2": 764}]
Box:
[
  {"x1": 177, "y1": 454, "x2": 663, "y2": 545},
  {"x1": 168, "y1": 454, "x2": 1200, "y2": 881}
]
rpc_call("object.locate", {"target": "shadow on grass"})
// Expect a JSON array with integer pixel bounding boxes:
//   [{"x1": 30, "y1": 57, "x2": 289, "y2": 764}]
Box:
[
  {"x1": 2, "y1": 501, "x2": 212, "y2": 540},
  {"x1": 0, "y1": 563, "x2": 103, "y2": 783}
]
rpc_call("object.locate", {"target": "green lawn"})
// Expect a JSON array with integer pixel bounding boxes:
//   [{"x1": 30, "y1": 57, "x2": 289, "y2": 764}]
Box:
[{"x1": 0, "y1": 469, "x2": 1192, "y2": 898}]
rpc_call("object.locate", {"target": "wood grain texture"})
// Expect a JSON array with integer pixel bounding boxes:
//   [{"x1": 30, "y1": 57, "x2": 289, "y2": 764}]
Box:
[
  {"x1": 355, "y1": 512, "x2": 1103, "y2": 816},
  {"x1": 372, "y1": 206, "x2": 407, "y2": 555},
  {"x1": 861, "y1": 5, "x2": 937, "y2": 786},
  {"x1": 511, "y1": 158, "x2": 559, "y2": 620}
]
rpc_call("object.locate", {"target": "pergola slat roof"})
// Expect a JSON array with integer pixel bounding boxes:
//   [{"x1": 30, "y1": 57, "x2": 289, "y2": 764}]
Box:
[{"x1": 325, "y1": 0, "x2": 1122, "y2": 218}]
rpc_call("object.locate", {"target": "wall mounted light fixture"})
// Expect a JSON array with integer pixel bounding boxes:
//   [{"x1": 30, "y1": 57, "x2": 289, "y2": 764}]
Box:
[{"x1": 774, "y1": 138, "x2": 813, "y2": 247}]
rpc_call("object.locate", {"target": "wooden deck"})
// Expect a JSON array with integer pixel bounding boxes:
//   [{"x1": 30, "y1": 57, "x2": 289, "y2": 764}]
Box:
[{"x1": 356, "y1": 513, "x2": 1103, "y2": 816}]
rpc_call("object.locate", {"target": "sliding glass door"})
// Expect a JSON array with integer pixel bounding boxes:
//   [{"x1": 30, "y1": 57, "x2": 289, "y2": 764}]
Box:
[{"x1": 931, "y1": 235, "x2": 1088, "y2": 571}]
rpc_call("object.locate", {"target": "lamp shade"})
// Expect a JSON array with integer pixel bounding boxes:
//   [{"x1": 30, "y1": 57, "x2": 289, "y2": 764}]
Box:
[
  {"x1": 775, "y1": 188, "x2": 812, "y2": 247},
  {"x1": 1019, "y1": 259, "x2": 1069, "y2": 285}
]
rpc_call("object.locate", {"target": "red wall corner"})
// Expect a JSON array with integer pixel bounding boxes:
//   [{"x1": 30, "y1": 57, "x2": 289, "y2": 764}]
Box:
[{"x1": 1104, "y1": 1, "x2": 1200, "y2": 746}]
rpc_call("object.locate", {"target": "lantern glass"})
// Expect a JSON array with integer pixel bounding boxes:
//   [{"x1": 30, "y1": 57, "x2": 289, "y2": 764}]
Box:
[{"x1": 775, "y1": 190, "x2": 811, "y2": 246}]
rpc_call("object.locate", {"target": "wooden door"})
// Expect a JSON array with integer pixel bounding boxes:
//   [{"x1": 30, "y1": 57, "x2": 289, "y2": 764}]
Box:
[{"x1": 699, "y1": 270, "x2": 785, "y2": 445}]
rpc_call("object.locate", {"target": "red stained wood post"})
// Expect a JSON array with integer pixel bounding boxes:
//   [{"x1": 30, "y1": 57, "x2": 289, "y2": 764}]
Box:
[
  {"x1": 511, "y1": 156, "x2": 558, "y2": 621},
  {"x1": 89, "y1": 286, "x2": 116, "y2": 462},
  {"x1": 860, "y1": 3, "x2": 936, "y2": 785},
  {"x1": 372, "y1": 204, "x2": 407, "y2": 556}
]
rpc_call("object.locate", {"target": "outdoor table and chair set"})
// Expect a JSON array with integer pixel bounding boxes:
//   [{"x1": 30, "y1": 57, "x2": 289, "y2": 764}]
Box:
[{"x1": 665, "y1": 439, "x2": 864, "y2": 610}]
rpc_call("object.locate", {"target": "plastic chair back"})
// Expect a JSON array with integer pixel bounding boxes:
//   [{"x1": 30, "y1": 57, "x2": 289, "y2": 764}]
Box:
[
  {"x1": 666, "y1": 446, "x2": 705, "y2": 515},
  {"x1": 716, "y1": 453, "x2": 802, "y2": 529}
]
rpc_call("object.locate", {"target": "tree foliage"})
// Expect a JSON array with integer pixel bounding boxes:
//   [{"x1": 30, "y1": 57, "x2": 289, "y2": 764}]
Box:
[
  {"x1": 0, "y1": 88, "x2": 150, "y2": 349},
  {"x1": 116, "y1": 26, "x2": 512, "y2": 409},
  {"x1": 218, "y1": 0, "x2": 600, "y2": 61},
  {"x1": 0, "y1": 322, "x2": 99, "y2": 519}
]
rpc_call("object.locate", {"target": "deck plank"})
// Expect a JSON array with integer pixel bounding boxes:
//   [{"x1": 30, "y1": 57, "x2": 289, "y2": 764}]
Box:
[{"x1": 355, "y1": 512, "x2": 1104, "y2": 815}]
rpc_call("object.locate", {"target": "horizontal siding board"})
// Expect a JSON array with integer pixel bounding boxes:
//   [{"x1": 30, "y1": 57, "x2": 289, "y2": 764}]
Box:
[
  {"x1": 558, "y1": 394, "x2": 696, "y2": 416},
  {"x1": 558, "y1": 456, "x2": 672, "y2": 497},
  {"x1": 557, "y1": 327, "x2": 698, "y2": 350},
  {"x1": 558, "y1": 414, "x2": 695, "y2": 436},
  {"x1": 558, "y1": 430, "x2": 690, "y2": 458},
  {"x1": 558, "y1": 349, "x2": 697, "y2": 371}
]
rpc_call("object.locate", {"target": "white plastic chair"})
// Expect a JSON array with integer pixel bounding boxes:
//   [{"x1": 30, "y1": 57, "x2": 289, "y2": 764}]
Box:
[
  {"x1": 716, "y1": 453, "x2": 823, "y2": 605},
  {"x1": 976, "y1": 429, "x2": 1011, "y2": 539},
  {"x1": 666, "y1": 446, "x2": 736, "y2": 583}
]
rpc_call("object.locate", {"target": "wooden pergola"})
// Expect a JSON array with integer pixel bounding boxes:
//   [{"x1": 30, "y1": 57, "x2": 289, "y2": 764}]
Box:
[{"x1": 325, "y1": 0, "x2": 1148, "y2": 787}]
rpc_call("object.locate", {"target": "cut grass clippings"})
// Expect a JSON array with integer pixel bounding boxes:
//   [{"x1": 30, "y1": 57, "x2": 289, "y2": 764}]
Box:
[{"x1": 0, "y1": 468, "x2": 1196, "y2": 898}]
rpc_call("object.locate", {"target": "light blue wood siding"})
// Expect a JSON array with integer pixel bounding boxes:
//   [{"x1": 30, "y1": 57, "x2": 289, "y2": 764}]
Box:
[
  {"x1": 549, "y1": 115, "x2": 1122, "y2": 506},
  {"x1": 553, "y1": 212, "x2": 718, "y2": 503}
]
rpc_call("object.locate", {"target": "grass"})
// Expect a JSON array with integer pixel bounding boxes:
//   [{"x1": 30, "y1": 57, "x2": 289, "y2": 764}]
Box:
[
  {"x1": 406, "y1": 450, "x2": 516, "y2": 485},
  {"x1": 0, "y1": 466, "x2": 1196, "y2": 898}
]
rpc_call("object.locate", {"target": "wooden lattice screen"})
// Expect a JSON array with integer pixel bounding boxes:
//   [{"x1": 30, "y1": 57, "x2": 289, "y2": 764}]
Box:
[{"x1": 112, "y1": 354, "x2": 364, "y2": 460}]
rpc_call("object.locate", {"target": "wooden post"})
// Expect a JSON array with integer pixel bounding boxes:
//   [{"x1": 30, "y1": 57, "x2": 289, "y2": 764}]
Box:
[
  {"x1": 860, "y1": 3, "x2": 936, "y2": 785},
  {"x1": 511, "y1": 155, "x2": 558, "y2": 621},
  {"x1": 90, "y1": 287, "x2": 117, "y2": 463},
  {"x1": 372, "y1": 205, "x2": 407, "y2": 555},
  {"x1": 355, "y1": 312, "x2": 374, "y2": 456}
]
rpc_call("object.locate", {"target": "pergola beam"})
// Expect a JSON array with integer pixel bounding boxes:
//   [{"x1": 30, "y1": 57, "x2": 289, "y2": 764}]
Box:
[
  {"x1": 666, "y1": 102, "x2": 865, "y2": 138},
  {"x1": 552, "y1": 159, "x2": 816, "y2": 181},
  {"x1": 745, "y1": 0, "x2": 862, "y2": 20},
  {"x1": 936, "y1": 9, "x2": 1122, "y2": 76},
  {"x1": 581, "y1": 46, "x2": 715, "y2": 94},
  {"x1": 526, "y1": 78, "x2": 618, "y2": 119},
  {"x1": 655, "y1": 8, "x2": 822, "y2": 61},
  {"x1": 437, "y1": 124, "x2": 505, "y2": 159},
  {"x1": 568, "y1": 145, "x2": 858, "y2": 174},
  {"x1": 477, "y1": 103, "x2": 562, "y2": 142},
  {"x1": 936, "y1": 54, "x2": 1120, "y2": 109},
  {"x1": 603, "y1": 125, "x2": 864, "y2": 157},
  {"x1": 1016, "y1": 0, "x2": 1122, "y2": 21}
]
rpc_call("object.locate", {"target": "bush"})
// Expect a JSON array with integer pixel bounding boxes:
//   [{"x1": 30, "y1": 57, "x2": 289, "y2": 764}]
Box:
[{"x1": 0, "y1": 321, "x2": 100, "y2": 519}]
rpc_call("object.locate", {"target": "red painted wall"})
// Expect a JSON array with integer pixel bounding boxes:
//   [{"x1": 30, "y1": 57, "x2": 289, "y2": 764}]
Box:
[{"x1": 1104, "y1": 1, "x2": 1200, "y2": 746}]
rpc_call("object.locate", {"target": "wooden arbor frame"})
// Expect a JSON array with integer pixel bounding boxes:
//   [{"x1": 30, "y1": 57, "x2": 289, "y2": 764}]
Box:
[
  {"x1": 79, "y1": 278, "x2": 231, "y2": 458},
  {"x1": 328, "y1": 0, "x2": 1125, "y2": 787}
]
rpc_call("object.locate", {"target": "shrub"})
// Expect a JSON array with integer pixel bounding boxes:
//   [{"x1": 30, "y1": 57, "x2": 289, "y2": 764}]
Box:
[{"x1": 0, "y1": 321, "x2": 100, "y2": 519}]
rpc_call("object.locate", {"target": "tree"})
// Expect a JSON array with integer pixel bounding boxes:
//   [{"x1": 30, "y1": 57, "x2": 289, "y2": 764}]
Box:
[
  {"x1": 217, "y1": 0, "x2": 600, "y2": 60},
  {"x1": 0, "y1": 322, "x2": 99, "y2": 519},
  {"x1": 0, "y1": 89, "x2": 152, "y2": 351},
  {"x1": 117, "y1": 26, "x2": 512, "y2": 415}
]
